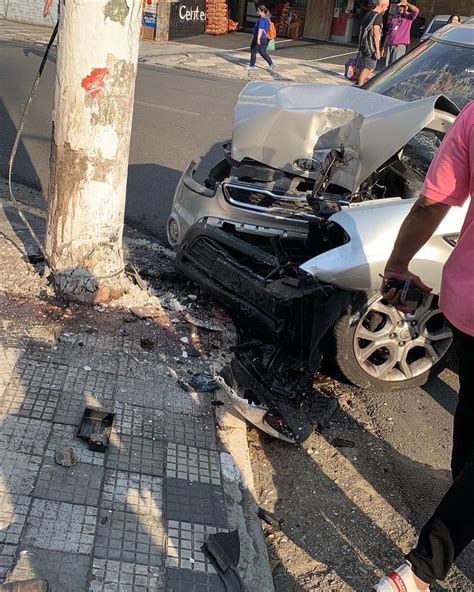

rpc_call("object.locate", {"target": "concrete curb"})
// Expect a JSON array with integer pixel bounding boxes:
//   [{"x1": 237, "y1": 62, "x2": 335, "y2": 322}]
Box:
[{"x1": 216, "y1": 397, "x2": 275, "y2": 592}]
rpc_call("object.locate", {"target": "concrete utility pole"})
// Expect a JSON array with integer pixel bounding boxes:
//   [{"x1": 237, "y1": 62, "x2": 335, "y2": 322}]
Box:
[{"x1": 46, "y1": 0, "x2": 142, "y2": 303}]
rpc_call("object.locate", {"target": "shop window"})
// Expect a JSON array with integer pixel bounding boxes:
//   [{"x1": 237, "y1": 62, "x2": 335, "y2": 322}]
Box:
[{"x1": 244, "y1": 0, "x2": 307, "y2": 38}]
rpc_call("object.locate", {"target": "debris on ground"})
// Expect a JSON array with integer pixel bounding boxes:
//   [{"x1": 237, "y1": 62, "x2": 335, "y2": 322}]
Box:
[
  {"x1": 202, "y1": 530, "x2": 243, "y2": 591},
  {"x1": 55, "y1": 447, "x2": 78, "y2": 467},
  {"x1": 139, "y1": 337, "x2": 155, "y2": 351},
  {"x1": 257, "y1": 508, "x2": 284, "y2": 530},
  {"x1": 331, "y1": 437, "x2": 355, "y2": 449}
]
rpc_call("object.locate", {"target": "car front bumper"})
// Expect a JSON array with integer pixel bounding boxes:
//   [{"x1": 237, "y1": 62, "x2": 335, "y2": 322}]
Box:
[{"x1": 166, "y1": 161, "x2": 310, "y2": 248}]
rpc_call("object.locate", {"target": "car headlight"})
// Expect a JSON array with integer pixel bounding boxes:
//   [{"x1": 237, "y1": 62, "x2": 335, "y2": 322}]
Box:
[{"x1": 168, "y1": 217, "x2": 180, "y2": 244}]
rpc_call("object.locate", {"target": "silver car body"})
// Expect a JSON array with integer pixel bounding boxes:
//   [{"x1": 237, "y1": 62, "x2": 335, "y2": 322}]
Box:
[
  {"x1": 301, "y1": 197, "x2": 468, "y2": 293},
  {"x1": 169, "y1": 85, "x2": 463, "y2": 293},
  {"x1": 232, "y1": 83, "x2": 453, "y2": 193},
  {"x1": 420, "y1": 15, "x2": 469, "y2": 42}
]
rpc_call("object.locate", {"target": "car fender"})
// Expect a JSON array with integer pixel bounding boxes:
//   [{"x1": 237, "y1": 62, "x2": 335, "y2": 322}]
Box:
[{"x1": 300, "y1": 197, "x2": 469, "y2": 293}]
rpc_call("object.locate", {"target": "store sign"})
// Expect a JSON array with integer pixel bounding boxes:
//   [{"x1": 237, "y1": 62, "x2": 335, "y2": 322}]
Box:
[
  {"x1": 169, "y1": 0, "x2": 206, "y2": 39},
  {"x1": 179, "y1": 5, "x2": 206, "y2": 20},
  {"x1": 143, "y1": 11, "x2": 157, "y2": 27}
]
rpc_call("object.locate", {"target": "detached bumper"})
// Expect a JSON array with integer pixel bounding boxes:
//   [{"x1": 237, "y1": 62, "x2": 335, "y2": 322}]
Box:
[{"x1": 176, "y1": 222, "x2": 324, "y2": 336}]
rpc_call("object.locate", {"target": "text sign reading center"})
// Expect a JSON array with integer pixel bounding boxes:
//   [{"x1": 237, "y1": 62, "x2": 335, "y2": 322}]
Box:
[{"x1": 179, "y1": 5, "x2": 206, "y2": 20}]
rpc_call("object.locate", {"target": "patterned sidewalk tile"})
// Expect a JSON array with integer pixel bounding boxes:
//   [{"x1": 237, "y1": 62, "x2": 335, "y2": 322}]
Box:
[
  {"x1": 23, "y1": 500, "x2": 97, "y2": 554},
  {"x1": 2, "y1": 451, "x2": 41, "y2": 495},
  {"x1": 0, "y1": 415, "x2": 51, "y2": 456},
  {"x1": 0, "y1": 491, "x2": 29, "y2": 545},
  {"x1": 114, "y1": 372, "x2": 207, "y2": 416},
  {"x1": 0, "y1": 371, "x2": 64, "y2": 421},
  {"x1": 102, "y1": 470, "x2": 163, "y2": 514},
  {"x1": 166, "y1": 443, "x2": 221, "y2": 485},
  {"x1": 46, "y1": 423, "x2": 106, "y2": 466},
  {"x1": 0, "y1": 544, "x2": 17, "y2": 582},
  {"x1": 7, "y1": 548, "x2": 91, "y2": 592},
  {"x1": 113, "y1": 401, "x2": 164, "y2": 439},
  {"x1": 94, "y1": 509, "x2": 165, "y2": 567},
  {"x1": 163, "y1": 411, "x2": 217, "y2": 450},
  {"x1": 0, "y1": 345, "x2": 21, "y2": 397},
  {"x1": 114, "y1": 375, "x2": 165, "y2": 409},
  {"x1": 165, "y1": 479, "x2": 227, "y2": 527},
  {"x1": 106, "y1": 433, "x2": 165, "y2": 476},
  {"x1": 54, "y1": 384, "x2": 113, "y2": 426},
  {"x1": 33, "y1": 462, "x2": 104, "y2": 506},
  {"x1": 89, "y1": 559, "x2": 165, "y2": 591},
  {"x1": 166, "y1": 521, "x2": 226, "y2": 574},
  {"x1": 52, "y1": 332, "x2": 125, "y2": 375},
  {"x1": 167, "y1": 568, "x2": 225, "y2": 592}
]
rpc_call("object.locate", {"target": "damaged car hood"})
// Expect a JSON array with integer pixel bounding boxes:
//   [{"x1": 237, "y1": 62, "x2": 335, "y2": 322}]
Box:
[{"x1": 231, "y1": 83, "x2": 456, "y2": 192}]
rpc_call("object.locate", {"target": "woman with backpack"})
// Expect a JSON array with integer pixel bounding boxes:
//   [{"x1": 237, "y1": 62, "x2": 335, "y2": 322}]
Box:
[{"x1": 246, "y1": 5, "x2": 277, "y2": 71}]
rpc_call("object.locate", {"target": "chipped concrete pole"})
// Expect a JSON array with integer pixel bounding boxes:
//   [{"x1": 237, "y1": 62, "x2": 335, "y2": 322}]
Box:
[{"x1": 45, "y1": 0, "x2": 142, "y2": 303}]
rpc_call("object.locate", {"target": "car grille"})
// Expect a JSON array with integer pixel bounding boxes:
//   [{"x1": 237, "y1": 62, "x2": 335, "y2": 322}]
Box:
[{"x1": 223, "y1": 183, "x2": 315, "y2": 218}]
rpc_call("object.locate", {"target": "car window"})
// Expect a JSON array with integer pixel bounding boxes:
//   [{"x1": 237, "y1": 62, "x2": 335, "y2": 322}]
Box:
[
  {"x1": 426, "y1": 20, "x2": 448, "y2": 35},
  {"x1": 366, "y1": 39, "x2": 474, "y2": 109},
  {"x1": 401, "y1": 130, "x2": 441, "y2": 177}
]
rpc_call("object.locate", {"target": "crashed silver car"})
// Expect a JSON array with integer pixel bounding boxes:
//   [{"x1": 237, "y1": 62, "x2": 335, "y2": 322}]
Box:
[{"x1": 167, "y1": 25, "x2": 472, "y2": 443}]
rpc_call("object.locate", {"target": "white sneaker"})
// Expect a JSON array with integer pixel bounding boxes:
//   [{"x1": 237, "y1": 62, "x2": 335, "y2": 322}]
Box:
[
  {"x1": 372, "y1": 562, "x2": 430, "y2": 592},
  {"x1": 268, "y1": 63, "x2": 277, "y2": 71},
  {"x1": 245, "y1": 64, "x2": 256, "y2": 70}
]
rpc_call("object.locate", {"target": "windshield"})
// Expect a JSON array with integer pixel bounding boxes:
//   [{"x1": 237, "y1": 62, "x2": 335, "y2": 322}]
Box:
[{"x1": 366, "y1": 38, "x2": 474, "y2": 109}]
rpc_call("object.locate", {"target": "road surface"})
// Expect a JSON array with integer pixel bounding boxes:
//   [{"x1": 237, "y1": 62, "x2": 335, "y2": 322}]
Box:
[{"x1": 0, "y1": 39, "x2": 244, "y2": 240}]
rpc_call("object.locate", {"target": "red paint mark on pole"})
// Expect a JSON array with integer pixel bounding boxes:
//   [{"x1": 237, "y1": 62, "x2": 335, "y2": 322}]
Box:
[{"x1": 81, "y1": 68, "x2": 109, "y2": 98}]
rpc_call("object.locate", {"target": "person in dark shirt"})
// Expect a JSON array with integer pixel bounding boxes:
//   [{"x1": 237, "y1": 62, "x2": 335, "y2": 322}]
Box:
[
  {"x1": 246, "y1": 5, "x2": 276, "y2": 71},
  {"x1": 357, "y1": 0, "x2": 389, "y2": 86}
]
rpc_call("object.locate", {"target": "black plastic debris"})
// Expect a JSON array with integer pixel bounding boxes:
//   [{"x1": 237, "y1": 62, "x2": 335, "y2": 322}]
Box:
[
  {"x1": 331, "y1": 437, "x2": 355, "y2": 448},
  {"x1": 77, "y1": 407, "x2": 114, "y2": 452},
  {"x1": 0, "y1": 580, "x2": 49, "y2": 591},
  {"x1": 140, "y1": 337, "x2": 155, "y2": 351},
  {"x1": 257, "y1": 507, "x2": 284, "y2": 530},
  {"x1": 188, "y1": 374, "x2": 219, "y2": 392},
  {"x1": 26, "y1": 254, "x2": 45, "y2": 265},
  {"x1": 178, "y1": 374, "x2": 219, "y2": 393},
  {"x1": 202, "y1": 530, "x2": 243, "y2": 591}
]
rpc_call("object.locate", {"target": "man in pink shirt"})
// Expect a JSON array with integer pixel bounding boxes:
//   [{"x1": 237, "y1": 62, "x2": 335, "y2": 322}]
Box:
[
  {"x1": 384, "y1": 1, "x2": 419, "y2": 66},
  {"x1": 372, "y1": 101, "x2": 474, "y2": 591}
]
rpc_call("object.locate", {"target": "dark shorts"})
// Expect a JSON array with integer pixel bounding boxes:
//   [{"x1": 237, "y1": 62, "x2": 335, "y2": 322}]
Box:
[{"x1": 361, "y1": 52, "x2": 377, "y2": 71}]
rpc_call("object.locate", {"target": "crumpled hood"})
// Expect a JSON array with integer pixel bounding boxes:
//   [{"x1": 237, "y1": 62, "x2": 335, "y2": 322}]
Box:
[{"x1": 231, "y1": 82, "x2": 453, "y2": 192}]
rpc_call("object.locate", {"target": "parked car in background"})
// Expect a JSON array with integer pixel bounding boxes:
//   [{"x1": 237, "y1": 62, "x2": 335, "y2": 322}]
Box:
[
  {"x1": 167, "y1": 23, "x2": 473, "y2": 442},
  {"x1": 419, "y1": 14, "x2": 469, "y2": 41}
]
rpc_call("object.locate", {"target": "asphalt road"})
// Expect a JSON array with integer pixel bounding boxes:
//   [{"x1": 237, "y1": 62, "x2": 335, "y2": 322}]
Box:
[{"x1": 0, "y1": 40, "x2": 245, "y2": 240}]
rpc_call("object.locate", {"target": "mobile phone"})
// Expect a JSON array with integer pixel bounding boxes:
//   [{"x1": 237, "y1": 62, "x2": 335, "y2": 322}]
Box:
[{"x1": 382, "y1": 277, "x2": 423, "y2": 310}]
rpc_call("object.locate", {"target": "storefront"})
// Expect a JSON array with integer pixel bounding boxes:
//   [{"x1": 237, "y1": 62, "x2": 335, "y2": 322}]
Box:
[
  {"x1": 142, "y1": 0, "x2": 207, "y2": 40},
  {"x1": 242, "y1": 0, "x2": 338, "y2": 40},
  {"x1": 243, "y1": 0, "x2": 308, "y2": 38}
]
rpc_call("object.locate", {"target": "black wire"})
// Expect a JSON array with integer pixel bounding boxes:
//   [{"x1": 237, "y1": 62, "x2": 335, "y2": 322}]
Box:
[{"x1": 7, "y1": 21, "x2": 59, "y2": 264}]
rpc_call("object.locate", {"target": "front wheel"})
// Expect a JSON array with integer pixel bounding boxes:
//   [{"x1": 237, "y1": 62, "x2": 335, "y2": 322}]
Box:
[{"x1": 332, "y1": 292, "x2": 453, "y2": 391}]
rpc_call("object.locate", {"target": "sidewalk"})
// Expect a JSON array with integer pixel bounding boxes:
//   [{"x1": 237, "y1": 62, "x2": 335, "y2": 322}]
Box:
[
  {"x1": 0, "y1": 180, "x2": 274, "y2": 591},
  {"x1": 0, "y1": 19, "x2": 347, "y2": 84}
]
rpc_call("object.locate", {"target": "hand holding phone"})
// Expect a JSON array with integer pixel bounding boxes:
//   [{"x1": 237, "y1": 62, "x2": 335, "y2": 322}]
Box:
[{"x1": 382, "y1": 277, "x2": 423, "y2": 312}]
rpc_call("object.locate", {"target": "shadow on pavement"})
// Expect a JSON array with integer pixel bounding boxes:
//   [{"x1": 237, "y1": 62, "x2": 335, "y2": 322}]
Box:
[{"x1": 249, "y1": 386, "x2": 473, "y2": 591}]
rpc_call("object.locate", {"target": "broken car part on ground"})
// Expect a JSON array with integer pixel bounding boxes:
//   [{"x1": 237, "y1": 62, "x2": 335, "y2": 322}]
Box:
[{"x1": 167, "y1": 83, "x2": 466, "y2": 444}]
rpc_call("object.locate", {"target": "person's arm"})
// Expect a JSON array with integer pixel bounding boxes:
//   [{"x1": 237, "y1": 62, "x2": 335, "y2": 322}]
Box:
[
  {"x1": 373, "y1": 23, "x2": 382, "y2": 58},
  {"x1": 383, "y1": 104, "x2": 472, "y2": 308},
  {"x1": 43, "y1": 0, "x2": 53, "y2": 17},
  {"x1": 405, "y1": 2, "x2": 419, "y2": 15},
  {"x1": 383, "y1": 197, "x2": 450, "y2": 306}
]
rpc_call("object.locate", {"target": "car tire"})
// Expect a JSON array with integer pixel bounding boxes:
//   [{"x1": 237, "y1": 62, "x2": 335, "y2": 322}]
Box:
[{"x1": 331, "y1": 291, "x2": 453, "y2": 391}]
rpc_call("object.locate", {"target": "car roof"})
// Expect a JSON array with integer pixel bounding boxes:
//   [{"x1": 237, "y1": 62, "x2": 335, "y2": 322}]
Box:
[{"x1": 431, "y1": 23, "x2": 474, "y2": 47}]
